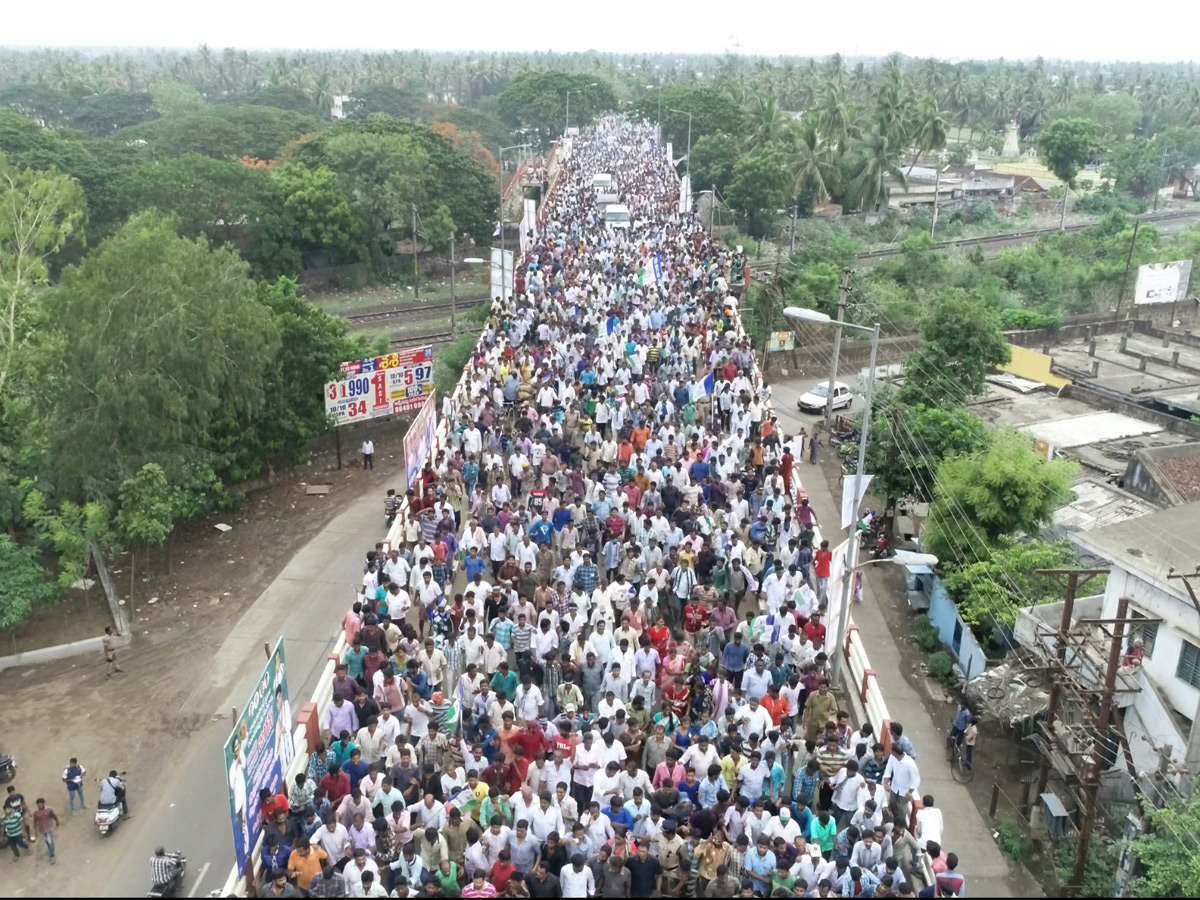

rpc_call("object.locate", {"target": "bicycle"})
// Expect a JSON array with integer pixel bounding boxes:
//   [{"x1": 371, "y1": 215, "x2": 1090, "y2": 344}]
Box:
[{"x1": 945, "y1": 730, "x2": 975, "y2": 783}]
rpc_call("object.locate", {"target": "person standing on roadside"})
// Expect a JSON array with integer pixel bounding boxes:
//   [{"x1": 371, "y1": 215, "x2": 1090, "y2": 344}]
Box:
[
  {"x1": 102, "y1": 625, "x2": 123, "y2": 676},
  {"x1": 32, "y1": 798, "x2": 58, "y2": 864},
  {"x1": 363, "y1": 438, "x2": 375, "y2": 470},
  {"x1": 62, "y1": 758, "x2": 86, "y2": 812}
]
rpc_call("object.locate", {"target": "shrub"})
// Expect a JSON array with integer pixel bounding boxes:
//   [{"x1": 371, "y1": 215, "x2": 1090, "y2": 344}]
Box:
[
  {"x1": 927, "y1": 650, "x2": 954, "y2": 681},
  {"x1": 913, "y1": 614, "x2": 942, "y2": 652},
  {"x1": 995, "y1": 819, "x2": 1034, "y2": 862}
]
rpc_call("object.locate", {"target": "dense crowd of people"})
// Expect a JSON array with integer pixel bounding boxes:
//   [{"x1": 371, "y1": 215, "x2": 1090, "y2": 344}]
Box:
[{"x1": 252, "y1": 118, "x2": 965, "y2": 899}]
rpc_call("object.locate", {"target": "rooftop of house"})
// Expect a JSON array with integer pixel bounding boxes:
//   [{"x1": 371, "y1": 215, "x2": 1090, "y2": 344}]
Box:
[{"x1": 1072, "y1": 501, "x2": 1200, "y2": 588}]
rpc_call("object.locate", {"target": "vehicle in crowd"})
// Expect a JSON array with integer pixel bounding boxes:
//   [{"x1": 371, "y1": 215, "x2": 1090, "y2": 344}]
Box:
[
  {"x1": 148, "y1": 850, "x2": 188, "y2": 898},
  {"x1": 797, "y1": 380, "x2": 852, "y2": 413},
  {"x1": 603, "y1": 203, "x2": 631, "y2": 230},
  {"x1": 0, "y1": 750, "x2": 15, "y2": 783},
  {"x1": 590, "y1": 172, "x2": 615, "y2": 193}
]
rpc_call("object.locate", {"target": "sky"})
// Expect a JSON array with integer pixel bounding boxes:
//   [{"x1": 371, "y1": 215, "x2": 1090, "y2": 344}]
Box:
[{"x1": 3, "y1": 0, "x2": 1197, "y2": 63}]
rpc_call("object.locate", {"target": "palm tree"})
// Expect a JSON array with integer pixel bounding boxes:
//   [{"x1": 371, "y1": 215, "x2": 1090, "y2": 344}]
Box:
[
  {"x1": 744, "y1": 95, "x2": 789, "y2": 151},
  {"x1": 850, "y1": 63, "x2": 872, "y2": 101},
  {"x1": 815, "y1": 80, "x2": 859, "y2": 156},
  {"x1": 908, "y1": 96, "x2": 948, "y2": 174},
  {"x1": 851, "y1": 124, "x2": 908, "y2": 212},
  {"x1": 788, "y1": 122, "x2": 839, "y2": 205},
  {"x1": 921, "y1": 58, "x2": 944, "y2": 95}
]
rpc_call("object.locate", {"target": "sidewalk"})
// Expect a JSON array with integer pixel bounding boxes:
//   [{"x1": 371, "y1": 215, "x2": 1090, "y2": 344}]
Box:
[{"x1": 769, "y1": 378, "x2": 1040, "y2": 898}]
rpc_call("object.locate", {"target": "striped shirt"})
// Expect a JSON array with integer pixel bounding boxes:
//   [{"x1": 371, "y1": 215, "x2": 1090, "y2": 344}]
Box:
[
  {"x1": 510, "y1": 624, "x2": 533, "y2": 653},
  {"x1": 493, "y1": 619, "x2": 515, "y2": 650}
]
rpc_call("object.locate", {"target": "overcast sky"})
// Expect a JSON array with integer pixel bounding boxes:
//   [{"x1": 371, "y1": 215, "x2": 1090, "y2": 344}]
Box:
[{"x1": 3, "y1": 1, "x2": 1196, "y2": 63}]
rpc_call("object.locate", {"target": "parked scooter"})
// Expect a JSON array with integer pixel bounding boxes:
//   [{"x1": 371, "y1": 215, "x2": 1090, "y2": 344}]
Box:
[
  {"x1": 0, "y1": 751, "x2": 15, "y2": 784},
  {"x1": 95, "y1": 770, "x2": 128, "y2": 836}
]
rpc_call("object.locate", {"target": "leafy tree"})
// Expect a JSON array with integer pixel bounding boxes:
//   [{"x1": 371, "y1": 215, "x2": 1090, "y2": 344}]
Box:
[
  {"x1": 782, "y1": 261, "x2": 841, "y2": 317},
  {"x1": 420, "y1": 204, "x2": 455, "y2": 251},
  {"x1": 116, "y1": 153, "x2": 270, "y2": 246},
  {"x1": 71, "y1": 91, "x2": 158, "y2": 136},
  {"x1": 630, "y1": 85, "x2": 746, "y2": 151},
  {"x1": 899, "y1": 288, "x2": 1011, "y2": 407},
  {"x1": 942, "y1": 539, "x2": 1078, "y2": 631},
  {"x1": 343, "y1": 84, "x2": 424, "y2": 120},
  {"x1": 1050, "y1": 93, "x2": 1141, "y2": 139},
  {"x1": 257, "y1": 165, "x2": 366, "y2": 275},
  {"x1": 849, "y1": 123, "x2": 907, "y2": 212},
  {"x1": 243, "y1": 86, "x2": 323, "y2": 116},
  {"x1": 1132, "y1": 792, "x2": 1200, "y2": 897},
  {"x1": 0, "y1": 535, "x2": 59, "y2": 633},
  {"x1": 208, "y1": 277, "x2": 366, "y2": 481},
  {"x1": 497, "y1": 72, "x2": 616, "y2": 146},
  {"x1": 1038, "y1": 117, "x2": 1101, "y2": 186},
  {"x1": 688, "y1": 133, "x2": 740, "y2": 195},
  {"x1": 429, "y1": 122, "x2": 499, "y2": 176},
  {"x1": 0, "y1": 154, "x2": 87, "y2": 397},
  {"x1": 725, "y1": 148, "x2": 791, "y2": 240},
  {"x1": 422, "y1": 105, "x2": 512, "y2": 155},
  {"x1": 322, "y1": 129, "x2": 429, "y2": 251},
  {"x1": 119, "y1": 103, "x2": 321, "y2": 161},
  {"x1": 35, "y1": 211, "x2": 277, "y2": 498},
  {"x1": 149, "y1": 82, "x2": 207, "y2": 118},
  {"x1": 788, "y1": 122, "x2": 840, "y2": 207},
  {"x1": 865, "y1": 401, "x2": 991, "y2": 504},
  {"x1": 924, "y1": 430, "x2": 1077, "y2": 565},
  {"x1": 22, "y1": 490, "x2": 113, "y2": 589},
  {"x1": 115, "y1": 462, "x2": 175, "y2": 596}
]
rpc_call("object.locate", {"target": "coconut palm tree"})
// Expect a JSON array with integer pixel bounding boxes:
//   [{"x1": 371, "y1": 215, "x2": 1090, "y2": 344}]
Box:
[
  {"x1": 851, "y1": 122, "x2": 908, "y2": 212},
  {"x1": 815, "y1": 80, "x2": 860, "y2": 156},
  {"x1": 850, "y1": 63, "x2": 873, "y2": 102},
  {"x1": 908, "y1": 96, "x2": 948, "y2": 173},
  {"x1": 788, "y1": 122, "x2": 840, "y2": 205},
  {"x1": 744, "y1": 94, "x2": 789, "y2": 151}
]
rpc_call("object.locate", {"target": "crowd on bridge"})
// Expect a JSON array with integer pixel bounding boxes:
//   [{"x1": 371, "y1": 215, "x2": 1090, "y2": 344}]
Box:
[{"x1": 254, "y1": 118, "x2": 967, "y2": 900}]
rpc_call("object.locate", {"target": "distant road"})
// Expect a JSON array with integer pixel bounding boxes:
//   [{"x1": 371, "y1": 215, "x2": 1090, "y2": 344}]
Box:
[{"x1": 749, "y1": 208, "x2": 1200, "y2": 275}]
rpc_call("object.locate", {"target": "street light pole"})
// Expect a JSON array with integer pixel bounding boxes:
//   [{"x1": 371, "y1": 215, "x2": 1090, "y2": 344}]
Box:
[
  {"x1": 830, "y1": 323, "x2": 881, "y2": 689},
  {"x1": 449, "y1": 231, "x2": 456, "y2": 332},
  {"x1": 666, "y1": 108, "x2": 694, "y2": 179}
]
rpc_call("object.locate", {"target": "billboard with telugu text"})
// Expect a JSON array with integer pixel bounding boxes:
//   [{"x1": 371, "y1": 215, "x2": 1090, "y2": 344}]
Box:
[
  {"x1": 223, "y1": 639, "x2": 292, "y2": 873},
  {"x1": 324, "y1": 347, "x2": 435, "y2": 426}
]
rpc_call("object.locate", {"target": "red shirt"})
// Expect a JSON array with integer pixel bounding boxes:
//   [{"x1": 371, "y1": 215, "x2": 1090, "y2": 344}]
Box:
[
  {"x1": 683, "y1": 604, "x2": 709, "y2": 634},
  {"x1": 814, "y1": 549, "x2": 832, "y2": 578},
  {"x1": 491, "y1": 861, "x2": 516, "y2": 893},
  {"x1": 804, "y1": 621, "x2": 826, "y2": 648},
  {"x1": 320, "y1": 772, "x2": 350, "y2": 807},
  {"x1": 260, "y1": 792, "x2": 289, "y2": 820},
  {"x1": 515, "y1": 728, "x2": 550, "y2": 762},
  {"x1": 760, "y1": 694, "x2": 788, "y2": 726}
]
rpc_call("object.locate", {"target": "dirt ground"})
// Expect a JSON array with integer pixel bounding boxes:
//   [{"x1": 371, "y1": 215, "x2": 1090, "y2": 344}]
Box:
[{"x1": 0, "y1": 458, "x2": 393, "y2": 899}]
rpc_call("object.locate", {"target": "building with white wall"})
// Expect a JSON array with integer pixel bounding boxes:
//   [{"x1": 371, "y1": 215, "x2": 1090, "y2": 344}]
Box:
[{"x1": 1072, "y1": 502, "x2": 1200, "y2": 789}]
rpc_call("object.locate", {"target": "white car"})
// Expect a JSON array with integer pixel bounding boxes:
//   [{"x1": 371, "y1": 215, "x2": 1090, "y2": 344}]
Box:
[{"x1": 796, "y1": 381, "x2": 852, "y2": 413}]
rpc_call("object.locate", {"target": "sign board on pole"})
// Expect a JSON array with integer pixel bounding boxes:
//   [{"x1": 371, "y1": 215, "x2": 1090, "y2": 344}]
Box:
[
  {"x1": 1134, "y1": 260, "x2": 1193, "y2": 305},
  {"x1": 767, "y1": 332, "x2": 795, "y2": 352},
  {"x1": 490, "y1": 247, "x2": 515, "y2": 301},
  {"x1": 224, "y1": 639, "x2": 292, "y2": 873},
  {"x1": 678, "y1": 174, "x2": 692, "y2": 214},
  {"x1": 324, "y1": 347, "x2": 434, "y2": 425},
  {"x1": 403, "y1": 392, "x2": 438, "y2": 491}
]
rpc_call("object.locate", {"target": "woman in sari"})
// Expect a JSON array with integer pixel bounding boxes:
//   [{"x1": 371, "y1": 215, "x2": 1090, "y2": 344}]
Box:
[
  {"x1": 659, "y1": 642, "x2": 688, "y2": 690},
  {"x1": 651, "y1": 699, "x2": 680, "y2": 735},
  {"x1": 664, "y1": 674, "x2": 692, "y2": 723},
  {"x1": 648, "y1": 615, "x2": 671, "y2": 660}
]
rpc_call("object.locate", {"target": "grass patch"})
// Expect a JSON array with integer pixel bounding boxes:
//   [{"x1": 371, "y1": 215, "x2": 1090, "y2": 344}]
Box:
[{"x1": 995, "y1": 819, "x2": 1034, "y2": 862}]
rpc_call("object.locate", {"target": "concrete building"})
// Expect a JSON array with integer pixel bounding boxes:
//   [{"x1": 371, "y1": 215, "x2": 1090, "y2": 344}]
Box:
[{"x1": 1069, "y1": 503, "x2": 1200, "y2": 790}]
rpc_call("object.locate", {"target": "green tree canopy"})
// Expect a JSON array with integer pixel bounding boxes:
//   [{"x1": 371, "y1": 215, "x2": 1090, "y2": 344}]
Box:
[
  {"x1": 34, "y1": 211, "x2": 278, "y2": 498},
  {"x1": 1132, "y1": 792, "x2": 1200, "y2": 898},
  {"x1": 148, "y1": 82, "x2": 207, "y2": 118},
  {"x1": 864, "y1": 401, "x2": 992, "y2": 504},
  {"x1": 0, "y1": 535, "x2": 60, "y2": 630},
  {"x1": 497, "y1": 72, "x2": 616, "y2": 146},
  {"x1": 924, "y1": 430, "x2": 1078, "y2": 565},
  {"x1": 118, "y1": 103, "x2": 321, "y2": 160},
  {"x1": 899, "y1": 288, "x2": 1011, "y2": 407},
  {"x1": 257, "y1": 164, "x2": 366, "y2": 276},
  {"x1": 631, "y1": 85, "x2": 746, "y2": 152},
  {"x1": 726, "y1": 148, "x2": 791, "y2": 240},
  {"x1": 941, "y1": 538, "x2": 1079, "y2": 631},
  {"x1": 689, "y1": 133, "x2": 740, "y2": 195},
  {"x1": 1038, "y1": 117, "x2": 1101, "y2": 186},
  {"x1": 115, "y1": 153, "x2": 270, "y2": 246}
]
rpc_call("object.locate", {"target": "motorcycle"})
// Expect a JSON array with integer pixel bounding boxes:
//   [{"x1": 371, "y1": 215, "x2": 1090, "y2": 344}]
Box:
[
  {"x1": 147, "y1": 851, "x2": 188, "y2": 898},
  {"x1": 870, "y1": 531, "x2": 893, "y2": 560},
  {"x1": 0, "y1": 752, "x2": 15, "y2": 784}
]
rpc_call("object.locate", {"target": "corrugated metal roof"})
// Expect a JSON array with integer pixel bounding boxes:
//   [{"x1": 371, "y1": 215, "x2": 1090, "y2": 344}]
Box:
[
  {"x1": 1053, "y1": 478, "x2": 1157, "y2": 532},
  {"x1": 1020, "y1": 412, "x2": 1162, "y2": 449}
]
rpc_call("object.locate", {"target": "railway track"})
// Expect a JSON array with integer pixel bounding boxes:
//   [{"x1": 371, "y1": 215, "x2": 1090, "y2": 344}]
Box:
[
  {"x1": 747, "y1": 208, "x2": 1200, "y2": 275},
  {"x1": 342, "y1": 295, "x2": 490, "y2": 325},
  {"x1": 390, "y1": 328, "x2": 457, "y2": 348}
]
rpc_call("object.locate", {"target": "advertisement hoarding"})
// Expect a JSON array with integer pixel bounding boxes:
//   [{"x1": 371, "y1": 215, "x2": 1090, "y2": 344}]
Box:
[
  {"x1": 224, "y1": 639, "x2": 292, "y2": 873},
  {"x1": 324, "y1": 347, "x2": 434, "y2": 426},
  {"x1": 1134, "y1": 260, "x2": 1193, "y2": 305},
  {"x1": 403, "y1": 392, "x2": 438, "y2": 491},
  {"x1": 767, "y1": 332, "x2": 795, "y2": 352},
  {"x1": 491, "y1": 247, "x2": 515, "y2": 301}
]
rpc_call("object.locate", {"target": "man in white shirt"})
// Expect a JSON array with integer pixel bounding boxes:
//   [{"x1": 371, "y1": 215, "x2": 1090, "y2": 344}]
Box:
[
  {"x1": 883, "y1": 745, "x2": 921, "y2": 825},
  {"x1": 479, "y1": 820, "x2": 512, "y2": 867},
  {"x1": 361, "y1": 439, "x2": 374, "y2": 470},
  {"x1": 514, "y1": 676, "x2": 545, "y2": 724},
  {"x1": 763, "y1": 806, "x2": 802, "y2": 844},
  {"x1": 560, "y1": 854, "x2": 595, "y2": 898},
  {"x1": 734, "y1": 696, "x2": 773, "y2": 743},
  {"x1": 914, "y1": 794, "x2": 944, "y2": 849}
]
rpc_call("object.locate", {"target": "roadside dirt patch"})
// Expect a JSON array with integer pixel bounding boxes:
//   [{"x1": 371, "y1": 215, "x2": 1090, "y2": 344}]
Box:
[{"x1": 0, "y1": 455, "x2": 401, "y2": 898}]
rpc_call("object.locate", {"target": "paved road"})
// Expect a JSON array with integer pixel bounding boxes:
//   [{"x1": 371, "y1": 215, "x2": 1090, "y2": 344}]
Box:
[
  {"x1": 768, "y1": 378, "x2": 1032, "y2": 897},
  {"x1": 102, "y1": 471, "x2": 391, "y2": 898}
]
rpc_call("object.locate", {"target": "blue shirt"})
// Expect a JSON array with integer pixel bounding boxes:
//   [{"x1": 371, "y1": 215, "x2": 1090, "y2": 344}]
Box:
[
  {"x1": 530, "y1": 520, "x2": 554, "y2": 546},
  {"x1": 744, "y1": 848, "x2": 776, "y2": 895},
  {"x1": 552, "y1": 508, "x2": 573, "y2": 531},
  {"x1": 492, "y1": 621, "x2": 514, "y2": 650},
  {"x1": 721, "y1": 642, "x2": 750, "y2": 673},
  {"x1": 697, "y1": 778, "x2": 722, "y2": 809},
  {"x1": 602, "y1": 806, "x2": 634, "y2": 832},
  {"x1": 464, "y1": 555, "x2": 488, "y2": 581},
  {"x1": 406, "y1": 670, "x2": 430, "y2": 701}
]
